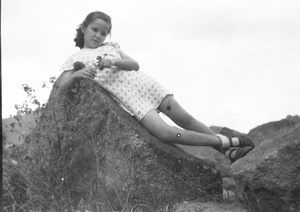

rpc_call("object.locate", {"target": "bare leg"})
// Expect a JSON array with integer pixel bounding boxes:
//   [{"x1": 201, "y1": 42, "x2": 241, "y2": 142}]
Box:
[
  {"x1": 158, "y1": 96, "x2": 227, "y2": 154},
  {"x1": 141, "y1": 109, "x2": 222, "y2": 148}
]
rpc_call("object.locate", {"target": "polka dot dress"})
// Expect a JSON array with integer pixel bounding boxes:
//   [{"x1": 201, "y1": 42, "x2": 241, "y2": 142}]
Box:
[{"x1": 59, "y1": 42, "x2": 172, "y2": 121}]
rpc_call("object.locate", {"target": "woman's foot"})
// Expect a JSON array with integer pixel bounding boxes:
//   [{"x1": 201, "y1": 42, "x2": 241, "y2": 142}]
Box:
[
  {"x1": 225, "y1": 147, "x2": 253, "y2": 163},
  {"x1": 217, "y1": 127, "x2": 255, "y2": 149}
]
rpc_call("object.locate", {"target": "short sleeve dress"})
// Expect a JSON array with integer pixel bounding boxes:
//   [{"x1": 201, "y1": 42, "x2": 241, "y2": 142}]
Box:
[{"x1": 59, "y1": 42, "x2": 172, "y2": 121}]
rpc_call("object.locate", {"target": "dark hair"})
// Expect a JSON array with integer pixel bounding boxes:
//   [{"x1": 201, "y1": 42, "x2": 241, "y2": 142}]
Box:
[{"x1": 74, "y1": 11, "x2": 112, "y2": 49}]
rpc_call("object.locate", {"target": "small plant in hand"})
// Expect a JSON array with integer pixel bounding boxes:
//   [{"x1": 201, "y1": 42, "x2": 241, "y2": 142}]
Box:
[
  {"x1": 96, "y1": 55, "x2": 104, "y2": 70},
  {"x1": 73, "y1": 61, "x2": 86, "y2": 71},
  {"x1": 72, "y1": 55, "x2": 103, "y2": 72}
]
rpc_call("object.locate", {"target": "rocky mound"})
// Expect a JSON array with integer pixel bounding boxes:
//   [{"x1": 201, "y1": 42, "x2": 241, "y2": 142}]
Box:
[
  {"x1": 247, "y1": 115, "x2": 300, "y2": 146},
  {"x1": 182, "y1": 116, "x2": 300, "y2": 177},
  {"x1": 232, "y1": 124, "x2": 300, "y2": 212},
  {"x1": 18, "y1": 79, "x2": 222, "y2": 211},
  {"x1": 4, "y1": 75, "x2": 299, "y2": 211}
]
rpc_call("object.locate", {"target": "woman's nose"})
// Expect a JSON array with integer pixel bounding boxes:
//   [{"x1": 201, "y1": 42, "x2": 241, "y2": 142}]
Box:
[{"x1": 95, "y1": 32, "x2": 102, "y2": 39}]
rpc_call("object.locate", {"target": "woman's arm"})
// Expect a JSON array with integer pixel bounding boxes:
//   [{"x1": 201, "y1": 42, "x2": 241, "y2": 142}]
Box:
[
  {"x1": 116, "y1": 50, "x2": 139, "y2": 71},
  {"x1": 100, "y1": 50, "x2": 140, "y2": 71},
  {"x1": 56, "y1": 71, "x2": 78, "y2": 95},
  {"x1": 56, "y1": 67, "x2": 96, "y2": 95}
]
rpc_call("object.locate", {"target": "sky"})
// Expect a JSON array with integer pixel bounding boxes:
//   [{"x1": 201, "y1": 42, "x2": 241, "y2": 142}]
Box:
[{"x1": 2, "y1": 0, "x2": 300, "y2": 133}]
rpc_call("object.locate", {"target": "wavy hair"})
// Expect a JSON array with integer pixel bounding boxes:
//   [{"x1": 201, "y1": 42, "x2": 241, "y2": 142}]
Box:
[{"x1": 74, "y1": 11, "x2": 112, "y2": 49}]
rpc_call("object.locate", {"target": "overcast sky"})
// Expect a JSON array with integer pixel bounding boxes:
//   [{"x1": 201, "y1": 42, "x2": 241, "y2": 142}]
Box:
[{"x1": 2, "y1": 0, "x2": 300, "y2": 133}]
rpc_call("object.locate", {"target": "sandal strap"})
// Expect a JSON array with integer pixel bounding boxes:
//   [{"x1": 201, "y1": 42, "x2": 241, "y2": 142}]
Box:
[
  {"x1": 217, "y1": 134, "x2": 240, "y2": 148},
  {"x1": 226, "y1": 147, "x2": 253, "y2": 163},
  {"x1": 231, "y1": 137, "x2": 240, "y2": 146},
  {"x1": 217, "y1": 134, "x2": 230, "y2": 148},
  {"x1": 225, "y1": 149, "x2": 237, "y2": 159}
]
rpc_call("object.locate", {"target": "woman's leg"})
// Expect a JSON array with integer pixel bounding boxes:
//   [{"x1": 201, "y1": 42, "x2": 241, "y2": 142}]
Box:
[
  {"x1": 157, "y1": 95, "x2": 227, "y2": 154},
  {"x1": 140, "y1": 109, "x2": 222, "y2": 148}
]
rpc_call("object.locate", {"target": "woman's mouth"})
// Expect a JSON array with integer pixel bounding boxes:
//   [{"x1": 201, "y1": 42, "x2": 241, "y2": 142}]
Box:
[{"x1": 92, "y1": 39, "x2": 100, "y2": 44}]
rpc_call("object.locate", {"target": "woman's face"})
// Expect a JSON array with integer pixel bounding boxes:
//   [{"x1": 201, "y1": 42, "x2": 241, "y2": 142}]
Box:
[{"x1": 82, "y1": 18, "x2": 110, "y2": 49}]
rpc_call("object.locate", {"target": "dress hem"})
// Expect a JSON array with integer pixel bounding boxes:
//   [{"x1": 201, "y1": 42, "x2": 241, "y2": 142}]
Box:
[{"x1": 138, "y1": 93, "x2": 174, "y2": 122}]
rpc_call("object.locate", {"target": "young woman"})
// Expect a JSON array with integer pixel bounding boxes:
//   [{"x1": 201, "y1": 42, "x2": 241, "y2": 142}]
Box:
[{"x1": 57, "y1": 11, "x2": 254, "y2": 163}]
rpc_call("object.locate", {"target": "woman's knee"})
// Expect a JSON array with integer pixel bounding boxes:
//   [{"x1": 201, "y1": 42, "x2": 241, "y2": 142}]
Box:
[
  {"x1": 159, "y1": 96, "x2": 195, "y2": 127},
  {"x1": 158, "y1": 95, "x2": 174, "y2": 113}
]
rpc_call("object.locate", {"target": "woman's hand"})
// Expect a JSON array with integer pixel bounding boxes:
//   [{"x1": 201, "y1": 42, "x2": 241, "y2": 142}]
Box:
[
  {"x1": 99, "y1": 58, "x2": 116, "y2": 70},
  {"x1": 73, "y1": 67, "x2": 96, "y2": 80},
  {"x1": 56, "y1": 64, "x2": 96, "y2": 95}
]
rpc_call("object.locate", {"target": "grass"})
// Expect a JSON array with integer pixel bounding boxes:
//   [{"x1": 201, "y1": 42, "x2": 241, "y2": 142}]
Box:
[{"x1": 3, "y1": 152, "x2": 248, "y2": 212}]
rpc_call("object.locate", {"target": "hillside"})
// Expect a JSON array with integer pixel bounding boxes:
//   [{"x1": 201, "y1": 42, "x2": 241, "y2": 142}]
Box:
[
  {"x1": 2, "y1": 77, "x2": 299, "y2": 211},
  {"x1": 2, "y1": 112, "x2": 39, "y2": 146}
]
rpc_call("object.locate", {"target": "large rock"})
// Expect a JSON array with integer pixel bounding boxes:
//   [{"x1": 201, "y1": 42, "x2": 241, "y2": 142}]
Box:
[
  {"x1": 232, "y1": 124, "x2": 300, "y2": 212},
  {"x1": 247, "y1": 115, "x2": 300, "y2": 146},
  {"x1": 22, "y1": 79, "x2": 222, "y2": 211}
]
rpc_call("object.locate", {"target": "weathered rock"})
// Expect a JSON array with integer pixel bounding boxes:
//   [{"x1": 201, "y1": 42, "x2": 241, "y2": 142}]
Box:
[
  {"x1": 23, "y1": 79, "x2": 222, "y2": 211},
  {"x1": 248, "y1": 115, "x2": 300, "y2": 146},
  {"x1": 232, "y1": 124, "x2": 300, "y2": 212}
]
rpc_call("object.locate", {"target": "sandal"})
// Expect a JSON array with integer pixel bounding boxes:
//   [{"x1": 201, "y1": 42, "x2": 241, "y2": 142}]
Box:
[
  {"x1": 217, "y1": 127, "x2": 255, "y2": 149},
  {"x1": 225, "y1": 146, "x2": 253, "y2": 163}
]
